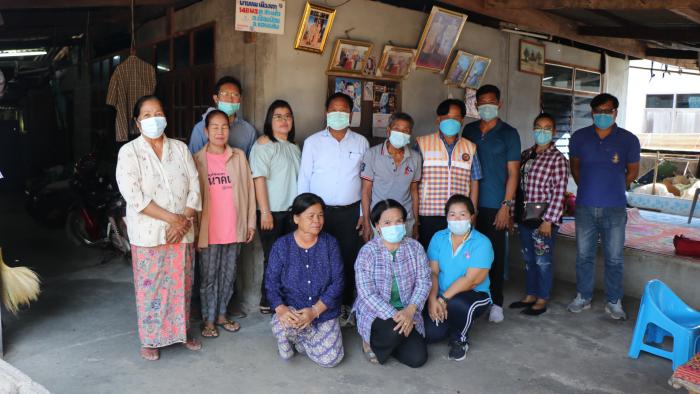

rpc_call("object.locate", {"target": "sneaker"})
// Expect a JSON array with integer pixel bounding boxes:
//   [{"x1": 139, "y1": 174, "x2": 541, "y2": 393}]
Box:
[
  {"x1": 567, "y1": 293, "x2": 592, "y2": 313},
  {"x1": 605, "y1": 300, "x2": 627, "y2": 320},
  {"x1": 488, "y1": 305, "x2": 504, "y2": 323},
  {"x1": 448, "y1": 340, "x2": 469, "y2": 361}
]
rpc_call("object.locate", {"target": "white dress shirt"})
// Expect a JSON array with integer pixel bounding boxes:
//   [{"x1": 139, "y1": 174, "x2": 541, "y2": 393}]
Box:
[
  {"x1": 298, "y1": 128, "x2": 369, "y2": 206},
  {"x1": 116, "y1": 135, "x2": 201, "y2": 247}
]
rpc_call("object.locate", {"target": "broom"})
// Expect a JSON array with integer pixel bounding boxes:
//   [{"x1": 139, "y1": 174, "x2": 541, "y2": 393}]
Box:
[{"x1": 0, "y1": 247, "x2": 41, "y2": 315}]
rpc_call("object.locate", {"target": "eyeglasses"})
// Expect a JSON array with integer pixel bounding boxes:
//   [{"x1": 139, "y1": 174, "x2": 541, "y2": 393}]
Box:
[
  {"x1": 592, "y1": 108, "x2": 616, "y2": 115},
  {"x1": 272, "y1": 114, "x2": 293, "y2": 121},
  {"x1": 218, "y1": 91, "x2": 241, "y2": 100}
]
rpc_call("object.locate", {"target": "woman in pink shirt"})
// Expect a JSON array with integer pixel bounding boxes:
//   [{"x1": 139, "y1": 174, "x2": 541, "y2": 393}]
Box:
[{"x1": 193, "y1": 110, "x2": 256, "y2": 338}]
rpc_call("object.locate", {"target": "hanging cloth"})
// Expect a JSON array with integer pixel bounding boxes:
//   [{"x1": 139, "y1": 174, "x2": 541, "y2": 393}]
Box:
[{"x1": 106, "y1": 56, "x2": 156, "y2": 142}]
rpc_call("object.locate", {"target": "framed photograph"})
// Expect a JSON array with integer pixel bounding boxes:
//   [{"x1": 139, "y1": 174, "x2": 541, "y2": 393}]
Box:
[
  {"x1": 293, "y1": 2, "x2": 336, "y2": 54},
  {"x1": 415, "y1": 6, "x2": 468, "y2": 72},
  {"x1": 519, "y1": 39, "x2": 545, "y2": 75},
  {"x1": 327, "y1": 39, "x2": 373, "y2": 75},
  {"x1": 463, "y1": 56, "x2": 491, "y2": 89},
  {"x1": 464, "y1": 88, "x2": 479, "y2": 119},
  {"x1": 376, "y1": 45, "x2": 416, "y2": 79},
  {"x1": 444, "y1": 50, "x2": 475, "y2": 85},
  {"x1": 363, "y1": 55, "x2": 377, "y2": 76}
]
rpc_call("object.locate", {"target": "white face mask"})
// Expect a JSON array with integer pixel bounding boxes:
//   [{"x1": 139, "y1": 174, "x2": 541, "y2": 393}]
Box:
[{"x1": 140, "y1": 116, "x2": 167, "y2": 139}]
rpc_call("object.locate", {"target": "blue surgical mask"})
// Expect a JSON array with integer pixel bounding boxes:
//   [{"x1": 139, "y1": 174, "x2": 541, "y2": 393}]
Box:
[
  {"x1": 447, "y1": 220, "x2": 471, "y2": 236},
  {"x1": 439, "y1": 119, "x2": 462, "y2": 137},
  {"x1": 217, "y1": 101, "x2": 240, "y2": 117},
  {"x1": 388, "y1": 130, "x2": 411, "y2": 149},
  {"x1": 327, "y1": 111, "x2": 350, "y2": 130},
  {"x1": 380, "y1": 224, "x2": 406, "y2": 243},
  {"x1": 140, "y1": 116, "x2": 167, "y2": 139},
  {"x1": 593, "y1": 113, "x2": 615, "y2": 129},
  {"x1": 533, "y1": 128, "x2": 553, "y2": 145},
  {"x1": 478, "y1": 104, "x2": 499, "y2": 121}
]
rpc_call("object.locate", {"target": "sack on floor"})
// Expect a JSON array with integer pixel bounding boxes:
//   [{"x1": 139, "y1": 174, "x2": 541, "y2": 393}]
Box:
[{"x1": 673, "y1": 235, "x2": 700, "y2": 257}]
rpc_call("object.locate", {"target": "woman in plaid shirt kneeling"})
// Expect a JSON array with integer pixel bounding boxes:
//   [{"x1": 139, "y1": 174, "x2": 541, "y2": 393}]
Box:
[{"x1": 509, "y1": 113, "x2": 569, "y2": 316}]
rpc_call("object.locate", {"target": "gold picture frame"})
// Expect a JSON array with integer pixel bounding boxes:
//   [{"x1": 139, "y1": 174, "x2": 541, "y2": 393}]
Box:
[
  {"x1": 463, "y1": 55, "x2": 492, "y2": 89},
  {"x1": 414, "y1": 6, "x2": 468, "y2": 72},
  {"x1": 376, "y1": 45, "x2": 416, "y2": 80},
  {"x1": 327, "y1": 39, "x2": 374, "y2": 75},
  {"x1": 444, "y1": 50, "x2": 475, "y2": 86},
  {"x1": 519, "y1": 39, "x2": 546, "y2": 76},
  {"x1": 293, "y1": 2, "x2": 336, "y2": 54}
]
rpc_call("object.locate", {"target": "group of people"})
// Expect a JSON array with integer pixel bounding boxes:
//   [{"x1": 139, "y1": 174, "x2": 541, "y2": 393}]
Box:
[{"x1": 115, "y1": 75, "x2": 640, "y2": 367}]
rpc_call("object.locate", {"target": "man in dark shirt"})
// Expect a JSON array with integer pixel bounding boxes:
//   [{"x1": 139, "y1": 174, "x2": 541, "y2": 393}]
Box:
[
  {"x1": 567, "y1": 93, "x2": 640, "y2": 320},
  {"x1": 462, "y1": 85, "x2": 521, "y2": 323}
]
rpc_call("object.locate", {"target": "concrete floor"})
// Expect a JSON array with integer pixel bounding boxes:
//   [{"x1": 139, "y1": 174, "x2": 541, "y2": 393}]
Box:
[{"x1": 0, "y1": 192, "x2": 678, "y2": 394}]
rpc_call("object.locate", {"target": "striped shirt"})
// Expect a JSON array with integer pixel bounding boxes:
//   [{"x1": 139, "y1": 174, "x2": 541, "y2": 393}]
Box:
[
  {"x1": 519, "y1": 144, "x2": 569, "y2": 223},
  {"x1": 353, "y1": 237, "x2": 431, "y2": 343}
]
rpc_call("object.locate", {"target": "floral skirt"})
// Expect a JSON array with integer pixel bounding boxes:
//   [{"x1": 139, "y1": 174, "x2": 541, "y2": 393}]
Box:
[{"x1": 131, "y1": 243, "x2": 193, "y2": 348}]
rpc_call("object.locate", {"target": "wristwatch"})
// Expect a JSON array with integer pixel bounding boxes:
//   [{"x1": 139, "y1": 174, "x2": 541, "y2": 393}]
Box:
[
  {"x1": 438, "y1": 294, "x2": 449, "y2": 304},
  {"x1": 502, "y1": 199, "x2": 515, "y2": 207}
]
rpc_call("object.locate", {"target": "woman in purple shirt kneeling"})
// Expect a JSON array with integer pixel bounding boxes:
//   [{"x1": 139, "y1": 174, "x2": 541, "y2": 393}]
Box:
[
  {"x1": 354, "y1": 199, "x2": 431, "y2": 367},
  {"x1": 265, "y1": 193, "x2": 345, "y2": 367}
]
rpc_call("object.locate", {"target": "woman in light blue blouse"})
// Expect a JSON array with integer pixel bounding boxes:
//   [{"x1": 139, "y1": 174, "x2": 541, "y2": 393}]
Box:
[{"x1": 250, "y1": 100, "x2": 301, "y2": 314}]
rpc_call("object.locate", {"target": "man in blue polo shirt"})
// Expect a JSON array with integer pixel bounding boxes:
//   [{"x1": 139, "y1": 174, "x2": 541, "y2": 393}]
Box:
[
  {"x1": 462, "y1": 84, "x2": 521, "y2": 323},
  {"x1": 567, "y1": 93, "x2": 640, "y2": 320}
]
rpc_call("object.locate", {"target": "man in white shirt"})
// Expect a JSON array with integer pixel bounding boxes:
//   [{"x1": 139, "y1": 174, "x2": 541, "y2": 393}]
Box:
[{"x1": 298, "y1": 92, "x2": 369, "y2": 326}]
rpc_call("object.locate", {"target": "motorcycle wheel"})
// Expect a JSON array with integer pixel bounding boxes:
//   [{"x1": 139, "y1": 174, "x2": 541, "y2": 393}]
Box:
[{"x1": 66, "y1": 208, "x2": 97, "y2": 246}]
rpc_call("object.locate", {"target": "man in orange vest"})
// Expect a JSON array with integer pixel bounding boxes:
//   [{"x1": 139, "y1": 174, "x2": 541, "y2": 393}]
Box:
[{"x1": 416, "y1": 99, "x2": 482, "y2": 250}]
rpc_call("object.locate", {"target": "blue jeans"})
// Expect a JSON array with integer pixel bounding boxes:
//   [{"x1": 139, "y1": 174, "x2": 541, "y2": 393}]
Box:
[
  {"x1": 518, "y1": 224, "x2": 558, "y2": 300},
  {"x1": 574, "y1": 205, "x2": 627, "y2": 303}
]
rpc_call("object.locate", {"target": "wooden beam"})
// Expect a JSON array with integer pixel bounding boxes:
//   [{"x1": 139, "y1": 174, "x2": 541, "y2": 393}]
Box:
[
  {"x1": 0, "y1": 0, "x2": 178, "y2": 9},
  {"x1": 670, "y1": 8, "x2": 700, "y2": 24},
  {"x1": 484, "y1": 0, "x2": 700, "y2": 10},
  {"x1": 441, "y1": 0, "x2": 646, "y2": 58},
  {"x1": 579, "y1": 26, "x2": 700, "y2": 41},
  {"x1": 646, "y1": 48, "x2": 699, "y2": 60}
]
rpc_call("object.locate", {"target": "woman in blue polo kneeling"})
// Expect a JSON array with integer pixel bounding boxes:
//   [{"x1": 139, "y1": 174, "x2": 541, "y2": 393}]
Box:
[{"x1": 423, "y1": 194, "x2": 493, "y2": 361}]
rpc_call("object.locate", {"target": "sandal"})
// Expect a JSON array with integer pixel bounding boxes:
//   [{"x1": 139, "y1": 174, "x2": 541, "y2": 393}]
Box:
[
  {"x1": 201, "y1": 325, "x2": 219, "y2": 338},
  {"x1": 216, "y1": 319, "x2": 241, "y2": 332},
  {"x1": 140, "y1": 347, "x2": 160, "y2": 361},
  {"x1": 259, "y1": 306, "x2": 272, "y2": 315},
  {"x1": 362, "y1": 342, "x2": 378, "y2": 364},
  {"x1": 182, "y1": 337, "x2": 202, "y2": 351}
]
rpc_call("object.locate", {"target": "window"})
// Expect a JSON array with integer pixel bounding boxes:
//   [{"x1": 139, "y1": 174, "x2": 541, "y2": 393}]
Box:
[
  {"x1": 542, "y1": 64, "x2": 573, "y2": 90},
  {"x1": 541, "y1": 63, "x2": 602, "y2": 158},
  {"x1": 646, "y1": 94, "x2": 674, "y2": 109},
  {"x1": 156, "y1": 41, "x2": 171, "y2": 73},
  {"x1": 677, "y1": 94, "x2": 700, "y2": 109},
  {"x1": 173, "y1": 35, "x2": 190, "y2": 70},
  {"x1": 194, "y1": 28, "x2": 214, "y2": 65}
]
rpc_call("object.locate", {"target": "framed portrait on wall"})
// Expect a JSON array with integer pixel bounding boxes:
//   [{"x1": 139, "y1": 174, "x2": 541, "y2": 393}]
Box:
[
  {"x1": 414, "y1": 6, "x2": 468, "y2": 72},
  {"x1": 327, "y1": 39, "x2": 373, "y2": 75},
  {"x1": 334, "y1": 77, "x2": 362, "y2": 127},
  {"x1": 519, "y1": 39, "x2": 546, "y2": 75},
  {"x1": 444, "y1": 50, "x2": 475, "y2": 85},
  {"x1": 376, "y1": 45, "x2": 416, "y2": 79},
  {"x1": 293, "y1": 2, "x2": 336, "y2": 54},
  {"x1": 463, "y1": 55, "x2": 491, "y2": 89}
]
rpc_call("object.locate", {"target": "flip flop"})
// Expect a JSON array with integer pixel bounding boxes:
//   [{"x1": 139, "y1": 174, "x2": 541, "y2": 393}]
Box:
[
  {"x1": 259, "y1": 306, "x2": 272, "y2": 315},
  {"x1": 140, "y1": 347, "x2": 160, "y2": 361},
  {"x1": 362, "y1": 343, "x2": 378, "y2": 364},
  {"x1": 182, "y1": 338, "x2": 202, "y2": 351},
  {"x1": 201, "y1": 325, "x2": 219, "y2": 338},
  {"x1": 216, "y1": 319, "x2": 241, "y2": 332}
]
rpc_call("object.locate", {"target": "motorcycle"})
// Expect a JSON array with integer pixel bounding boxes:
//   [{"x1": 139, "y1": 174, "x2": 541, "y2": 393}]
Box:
[
  {"x1": 24, "y1": 165, "x2": 73, "y2": 228},
  {"x1": 65, "y1": 152, "x2": 131, "y2": 260}
]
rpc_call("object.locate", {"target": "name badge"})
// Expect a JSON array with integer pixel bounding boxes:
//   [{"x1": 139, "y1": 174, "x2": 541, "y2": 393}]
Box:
[{"x1": 462, "y1": 153, "x2": 471, "y2": 162}]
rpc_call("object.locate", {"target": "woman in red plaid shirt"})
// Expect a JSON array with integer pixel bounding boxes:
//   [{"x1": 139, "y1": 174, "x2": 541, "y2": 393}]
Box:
[{"x1": 509, "y1": 113, "x2": 569, "y2": 316}]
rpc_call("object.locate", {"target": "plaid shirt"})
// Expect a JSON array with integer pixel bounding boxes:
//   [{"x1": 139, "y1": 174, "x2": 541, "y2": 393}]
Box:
[
  {"x1": 107, "y1": 56, "x2": 156, "y2": 142},
  {"x1": 353, "y1": 237, "x2": 431, "y2": 344},
  {"x1": 520, "y1": 144, "x2": 569, "y2": 223}
]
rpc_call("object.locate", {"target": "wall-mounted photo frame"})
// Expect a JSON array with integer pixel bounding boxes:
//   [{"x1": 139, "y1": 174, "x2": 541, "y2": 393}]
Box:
[
  {"x1": 519, "y1": 39, "x2": 546, "y2": 75},
  {"x1": 444, "y1": 50, "x2": 475, "y2": 86},
  {"x1": 327, "y1": 39, "x2": 373, "y2": 75},
  {"x1": 414, "y1": 6, "x2": 468, "y2": 72},
  {"x1": 376, "y1": 45, "x2": 416, "y2": 79},
  {"x1": 293, "y1": 2, "x2": 336, "y2": 54},
  {"x1": 463, "y1": 55, "x2": 491, "y2": 89}
]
